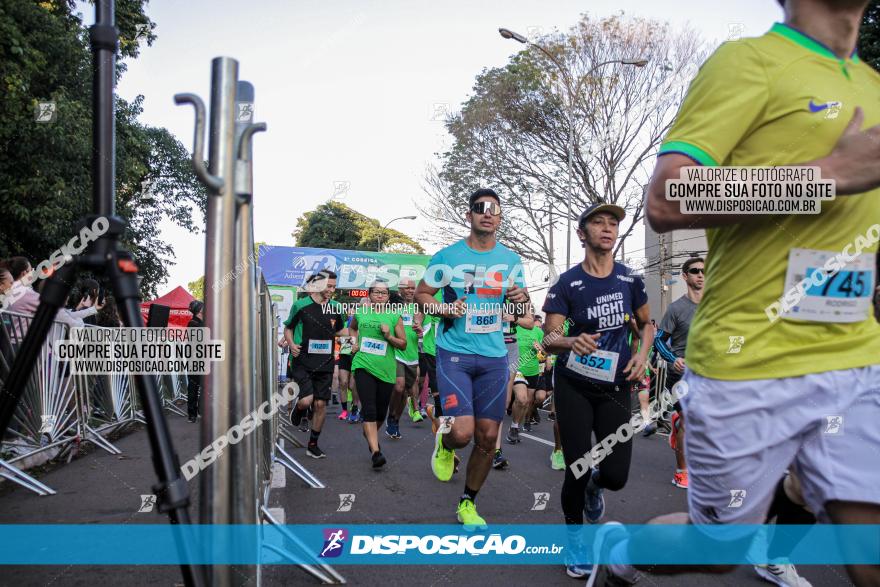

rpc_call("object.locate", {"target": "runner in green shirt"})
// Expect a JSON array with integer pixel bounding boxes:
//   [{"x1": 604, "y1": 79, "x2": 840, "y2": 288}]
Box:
[
  {"x1": 506, "y1": 321, "x2": 544, "y2": 439},
  {"x1": 387, "y1": 277, "x2": 424, "y2": 437},
  {"x1": 350, "y1": 280, "x2": 406, "y2": 469}
]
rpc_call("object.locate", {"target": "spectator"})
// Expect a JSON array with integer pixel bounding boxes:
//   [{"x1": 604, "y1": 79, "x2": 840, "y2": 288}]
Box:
[
  {"x1": 0, "y1": 268, "x2": 12, "y2": 296},
  {"x1": 186, "y1": 300, "x2": 204, "y2": 423},
  {"x1": 95, "y1": 295, "x2": 122, "y2": 328},
  {"x1": 6, "y1": 257, "x2": 40, "y2": 317}
]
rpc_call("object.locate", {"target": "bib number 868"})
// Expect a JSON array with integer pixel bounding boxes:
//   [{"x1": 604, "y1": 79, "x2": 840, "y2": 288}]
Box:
[{"x1": 473, "y1": 315, "x2": 497, "y2": 326}]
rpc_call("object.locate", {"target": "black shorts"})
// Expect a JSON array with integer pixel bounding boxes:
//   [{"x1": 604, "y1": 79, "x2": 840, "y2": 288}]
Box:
[
  {"x1": 541, "y1": 366, "x2": 555, "y2": 391},
  {"x1": 514, "y1": 373, "x2": 541, "y2": 389},
  {"x1": 291, "y1": 363, "x2": 333, "y2": 401},
  {"x1": 338, "y1": 353, "x2": 353, "y2": 371},
  {"x1": 421, "y1": 353, "x2": 437, "y2": 394}
]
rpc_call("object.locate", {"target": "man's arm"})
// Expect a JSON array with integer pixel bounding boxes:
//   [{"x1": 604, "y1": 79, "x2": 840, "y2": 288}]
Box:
[
  {"x1": 416, "y1": 279, "x2": 466, "y2": 319},
  {"x1": 648, "y1": 109, "x2": 880, "y2": 233},
  {"x1": 653, "y1": 308, "x2": 678, "y2": 364}
]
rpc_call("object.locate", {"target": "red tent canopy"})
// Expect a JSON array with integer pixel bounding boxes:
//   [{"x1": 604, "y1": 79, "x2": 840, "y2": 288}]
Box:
[{"x1": 140, "y1": 286, "x2": 196, "y2": 329}]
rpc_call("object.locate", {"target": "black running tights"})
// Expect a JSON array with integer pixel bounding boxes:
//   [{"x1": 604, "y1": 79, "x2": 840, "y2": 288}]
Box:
[
  {"x1": 355, "y1": 369, "x2": 393, "y2": 424},
  {"x1": 555, "y1": 371, "x2": 632, "y2": 525}
]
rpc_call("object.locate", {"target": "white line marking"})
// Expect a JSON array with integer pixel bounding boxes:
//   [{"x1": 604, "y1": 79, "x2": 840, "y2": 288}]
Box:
[
  {"x1": 519, "y1": 432, "x2": 555, "y2": 447},
  {"x1": 266, "y1": 507, "x2": 285, "y2": 525},
  {"x1": 270, "y1": 462, "x2": 286, "y2": 488}
]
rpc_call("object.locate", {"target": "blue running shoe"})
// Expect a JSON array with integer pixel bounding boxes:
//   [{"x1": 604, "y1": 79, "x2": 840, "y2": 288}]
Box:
[
  {"x1": 385, "y1": 419, "x2": 401, "y2": 439},
  {"x1": 584, "y1": 468, "x2": 605, "y2": 524}
]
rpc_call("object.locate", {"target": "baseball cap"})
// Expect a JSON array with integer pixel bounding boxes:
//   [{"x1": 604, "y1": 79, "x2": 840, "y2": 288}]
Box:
[{"x1": 578, "y1": 202, "x2": 626, "y2": 228}]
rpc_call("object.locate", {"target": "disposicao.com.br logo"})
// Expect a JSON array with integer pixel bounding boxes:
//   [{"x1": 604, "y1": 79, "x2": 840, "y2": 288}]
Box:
[{"x1": 319, "y1": 530, "x2": 561, "y2": 558}]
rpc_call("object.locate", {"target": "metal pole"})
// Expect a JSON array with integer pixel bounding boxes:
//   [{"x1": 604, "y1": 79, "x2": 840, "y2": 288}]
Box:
[
  {"x1": 659, "y1": 231, "x2": 670, "y2": 315},
  {"x1": 565, "y1": 87, "x2": 575, "y2": 268},
  {"x1": 548, "y1": 203, "x2": 554, "y2": 271},
  {"x1": 201, "y1": 56, "x2": 239, "y2": 587},
  {"x1": 231, "y1": 80, "x2": 259, "y2": 585}
]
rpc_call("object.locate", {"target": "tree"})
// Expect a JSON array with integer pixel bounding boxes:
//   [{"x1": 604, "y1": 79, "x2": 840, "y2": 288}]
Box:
[
  {"x1": 293, "y1": 201, "x2": 423, "y2": 254},
  {"x1": 860, "y1": 0, "x2": 880, "y2": 70},
  {"x1": 421, "y1": 14, "x2": 705, "y2": 269},
  {"x1": 0, "y1": 0, "x2": 205, "y2": 298},
  {"x1": 187, "y1": 276, "x2": 204, "y2": 300}
]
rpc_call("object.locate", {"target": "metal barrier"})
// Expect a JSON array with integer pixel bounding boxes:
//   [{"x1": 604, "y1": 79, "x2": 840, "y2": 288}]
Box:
[
  {"x1": 178, "y1": 61, "x2": 343, "y2": 585},
  {"x1": 0, "y1": 312, "x2": 141, "y2": 494}
]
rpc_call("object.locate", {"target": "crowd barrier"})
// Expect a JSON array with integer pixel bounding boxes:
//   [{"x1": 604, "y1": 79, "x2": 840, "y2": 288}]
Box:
[{"x1": 175, "y1": 58, "x2": 344, "y2": 584}]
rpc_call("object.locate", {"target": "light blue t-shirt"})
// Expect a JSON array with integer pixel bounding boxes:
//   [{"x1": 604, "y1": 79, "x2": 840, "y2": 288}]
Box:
[{"x1": 424, "y1": 239, "x2": 526, "y2": 358}]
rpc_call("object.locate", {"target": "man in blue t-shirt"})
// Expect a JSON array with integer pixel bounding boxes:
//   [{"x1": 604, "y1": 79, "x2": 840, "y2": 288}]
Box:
[{"x1": 416, "y1": 188, "x2": 529, "y2": 530}]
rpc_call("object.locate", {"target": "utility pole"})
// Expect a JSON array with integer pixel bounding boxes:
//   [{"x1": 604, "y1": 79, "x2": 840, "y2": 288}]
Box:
[{"x1": 659, "y1": 231, "x2": 670, "y2": 315}]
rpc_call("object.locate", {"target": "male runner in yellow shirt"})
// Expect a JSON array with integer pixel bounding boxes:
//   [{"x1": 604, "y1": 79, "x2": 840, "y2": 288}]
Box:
[{"x1": 589, "y1": 2, "x2": 880, "y2": 586}]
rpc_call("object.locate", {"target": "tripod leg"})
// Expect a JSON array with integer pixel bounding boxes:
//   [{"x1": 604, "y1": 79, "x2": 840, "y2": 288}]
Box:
[
  {"x1": 0, "y1": 263, "x2": 76, "y2": 441},
  {"x1": 109, "y1": 255, "x2": 205, "y2": 587}
]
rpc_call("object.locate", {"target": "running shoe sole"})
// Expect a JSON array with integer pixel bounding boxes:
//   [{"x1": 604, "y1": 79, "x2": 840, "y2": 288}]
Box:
[
  {"x1": 307, "y1": 450, "x2": 326, "y2": 459},
  {"x1": 754, "y1": 564, "x2": 807, "y2": 587},
  {"x1": 565, "y1": 565, "x2": 591, "y2": 579},
  {"x1": 456, "y1": 508, "x2": 488, "y2": 532}
]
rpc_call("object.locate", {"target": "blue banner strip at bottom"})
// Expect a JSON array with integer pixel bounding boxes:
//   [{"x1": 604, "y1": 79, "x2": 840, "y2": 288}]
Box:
[{"x1": 0, "y1": 525, "x2": 877, "y2": 565}]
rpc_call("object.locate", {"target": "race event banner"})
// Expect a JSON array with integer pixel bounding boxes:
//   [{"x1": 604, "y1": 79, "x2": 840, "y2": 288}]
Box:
[{"x1": 258, "y1": 246, "x2": 431, "y2": 289}]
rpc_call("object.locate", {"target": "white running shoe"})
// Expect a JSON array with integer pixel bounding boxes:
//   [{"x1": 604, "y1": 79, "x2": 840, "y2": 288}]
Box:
[{"x1": 754, "y1": 563, "x2": 813, "y2": 587}]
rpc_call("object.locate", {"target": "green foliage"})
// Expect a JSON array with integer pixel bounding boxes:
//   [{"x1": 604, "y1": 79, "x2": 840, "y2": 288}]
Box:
[
  {"x1": 187, "y1": 275, "x2": 204, "y2": 300},
  {"x1": 0, "y1": 0, "x2": 205, "y2": 298},
  {"x1": 294, "y1": 201, "x2": 423, "y2": 254},
  {"x1": 860, "y1": 0, "x2": 880, "y2": 70}
]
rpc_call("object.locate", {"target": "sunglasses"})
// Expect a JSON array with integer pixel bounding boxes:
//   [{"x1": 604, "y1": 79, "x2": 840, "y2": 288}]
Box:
[
  {"x1": 686, "y1": 268, "x2": 704, "y2": 275},
  {"x1": 470, "y1": 201, "x2": 501, "y2": 216}
]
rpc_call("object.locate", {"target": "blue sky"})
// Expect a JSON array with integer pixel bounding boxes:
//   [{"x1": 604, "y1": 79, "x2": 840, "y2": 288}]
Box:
[{"x1": 80, "y1": 0, "x2": 782, "y2": 293}]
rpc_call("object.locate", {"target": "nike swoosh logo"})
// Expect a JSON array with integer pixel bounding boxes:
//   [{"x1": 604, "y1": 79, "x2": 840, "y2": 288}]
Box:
[{"x1": 808, "y1": 100, "x2": 830, "y2": 112}]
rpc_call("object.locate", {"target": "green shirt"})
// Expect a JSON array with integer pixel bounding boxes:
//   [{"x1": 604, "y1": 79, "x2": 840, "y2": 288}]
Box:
[
  {"x1": 422, "y1": 314, "x2": 438, "y2": 356},
  {"x1": 394, "y1": 302, "x2": 420, "y2": 365},
  {"x1": 516, "y1": 325, "x2": 544, "y2": 377},
  {"x1": 659, "y1": 22, "x2": 880, "y2": 380},
  {"x1": 352, "y1": 306, "x2": 403, "y2": 383}
]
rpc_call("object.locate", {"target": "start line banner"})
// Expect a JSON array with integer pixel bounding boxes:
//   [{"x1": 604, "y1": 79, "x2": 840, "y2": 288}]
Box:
[
  {"x1": 258, "y1": 245, "x2": 431, "y2": 288},
  {"x1": 0, "y1": 524, "x2": 876, "y2": 565}
]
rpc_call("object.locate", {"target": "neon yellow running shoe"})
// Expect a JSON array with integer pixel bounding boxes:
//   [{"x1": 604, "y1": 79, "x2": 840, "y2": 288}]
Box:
[
  {"x1": 456, "y1": 499, "x2": 487, "y2": 531},
  {"x1": 551, "y1": 449, "x2": 565, "y2": 471},
  {"x1": 431, "y1": 432, "x2": 455, "y2": 482}
]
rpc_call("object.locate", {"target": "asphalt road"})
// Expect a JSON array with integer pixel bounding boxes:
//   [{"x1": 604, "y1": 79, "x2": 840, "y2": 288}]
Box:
[{"x1": 0, "y1": 399, "x2": 856, "y2": 587}]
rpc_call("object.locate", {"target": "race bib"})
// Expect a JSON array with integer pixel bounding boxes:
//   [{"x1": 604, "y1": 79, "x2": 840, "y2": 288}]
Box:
[
  {"x1": 308, "y1": 339, "x2": 332, "y2": 354},
  {"x1": 339, "y1": 336, "x2": 355, "y2": 353},
  {"x1": 780, "y1": 248, "x2": 876, "y2": 323},
  {"x1": 465, "y1": 307, "x2": 501, "y2": 333},
  {"x1": 565, "y1": 349, "x2": 619, "y2": 383},
  {"x1": 402, "y1": 313, "x2": 414, "y2": 327},
  {"x1": 360, "y1": 337, "x2": 388, "y2": 356}
]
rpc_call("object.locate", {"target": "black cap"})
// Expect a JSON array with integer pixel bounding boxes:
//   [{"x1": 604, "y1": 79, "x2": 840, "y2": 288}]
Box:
[
  {"x1": 578, "y1": 202, "x2": 626, "y2": 228},
  {"x1": 468, "y1": 188, "x2": 501, "y2": 207}
]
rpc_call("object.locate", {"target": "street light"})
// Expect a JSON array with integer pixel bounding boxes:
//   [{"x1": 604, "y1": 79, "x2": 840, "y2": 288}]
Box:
[
  {"x1": 499, "y1": 27, "x2": 648, "y2": 267},
  {"x1": 378, "y1": 215, "x2": 417, "y2": 251}
]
